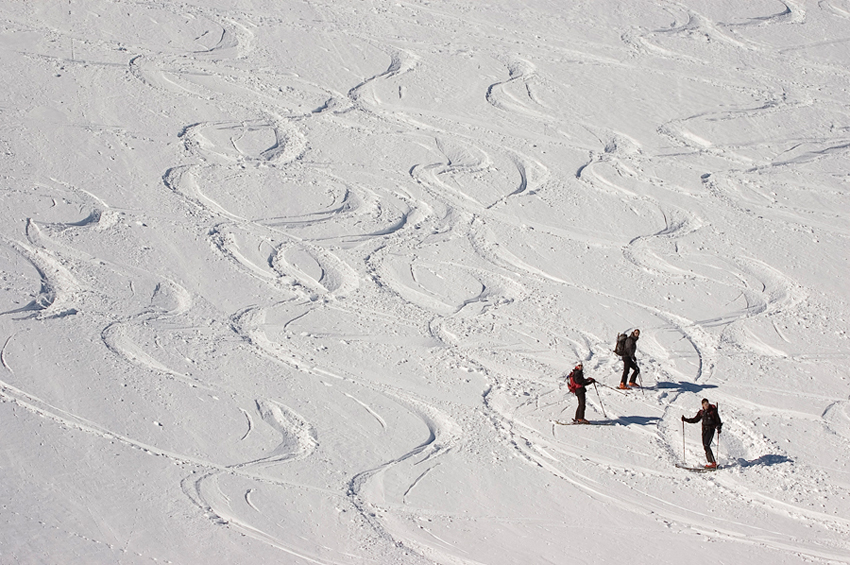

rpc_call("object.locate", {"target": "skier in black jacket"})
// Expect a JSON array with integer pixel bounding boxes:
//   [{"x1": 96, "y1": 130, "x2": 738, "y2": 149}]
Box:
[
  {"x1": 568, "y1": 363, "x2": 595, "y2": 423},
  {"x1": 682, "y1": 398, "x2": 723, "y2": 468},
  {"x1": 619, "y1": 329, "x2": 640, "y2": 389}
]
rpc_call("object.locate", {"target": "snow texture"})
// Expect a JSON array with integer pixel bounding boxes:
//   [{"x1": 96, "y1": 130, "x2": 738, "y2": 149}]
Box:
[{"x1": 1, "y1": 1, "x2": 849, "y2": 563}]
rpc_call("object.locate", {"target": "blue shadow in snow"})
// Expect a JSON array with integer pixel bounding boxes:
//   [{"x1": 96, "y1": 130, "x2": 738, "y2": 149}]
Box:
[
  {"x1": 737, "y1": 454, "x2": 793, "y2": 468},
  {"x1": 654, "y1": 381, "x2": 719, "y2": 394},
  {"x1": 592, "y1": 416, "x2": 661, "y2": 427},
  {"x1": 616, "y1": 415, "x2": 661, "y2": 426}
]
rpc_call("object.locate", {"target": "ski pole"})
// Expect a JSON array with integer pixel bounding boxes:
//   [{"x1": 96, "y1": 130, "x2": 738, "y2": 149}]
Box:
[
  {"x1": 716, "y1": 402, "x2": 720, "y2": 464},
  {"x1": 716, "y1": 402, "x2": 721, "y2": 464},
  {"x1": 593, "y1": 381, "x2": 607, "y2": 419},
  {"x1": 598, "y1": 382, "x2": 629, "y2": 397},
  {"x1": 637, "y1": 370, "x2": 645, "y2": 396},
  {"x1": 682, "y1": 418, "x2": 686, "y2": 464}
]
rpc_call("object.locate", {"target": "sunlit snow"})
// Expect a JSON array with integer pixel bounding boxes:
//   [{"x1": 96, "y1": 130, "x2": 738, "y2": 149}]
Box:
[{"x1": 1, "y1": 1, "x2": 849, "y2": 564}]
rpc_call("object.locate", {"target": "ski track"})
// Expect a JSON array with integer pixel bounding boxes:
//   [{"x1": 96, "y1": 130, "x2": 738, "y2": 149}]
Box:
[{"x1": 0, "y1": 232, "x2": 81, "y2": 319}]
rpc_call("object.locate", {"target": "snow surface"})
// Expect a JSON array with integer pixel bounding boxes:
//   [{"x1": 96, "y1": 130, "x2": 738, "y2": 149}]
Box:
[{"x1": 1, "y1": 1, "x2": 849, "y2": 563}]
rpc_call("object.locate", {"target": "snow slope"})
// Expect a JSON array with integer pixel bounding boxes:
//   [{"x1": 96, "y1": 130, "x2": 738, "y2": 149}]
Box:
[{"x1": 1, "y1": 0, "x2": 849, "y2": 563}]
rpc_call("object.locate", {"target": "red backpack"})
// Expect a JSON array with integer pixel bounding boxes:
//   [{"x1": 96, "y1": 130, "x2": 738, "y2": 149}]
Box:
[{"x1": 567, "y1": 369, "x2": 580, "y2": 393}]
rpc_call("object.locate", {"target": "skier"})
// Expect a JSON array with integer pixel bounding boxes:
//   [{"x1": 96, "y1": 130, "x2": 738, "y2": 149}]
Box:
[
  {"x1": 618, "y1": 329, "x2": 640, "y2": 389},
  {"x1": 568, "y1": 362, "x2": 595, "y2": 424},
  {"x1": 682, "y1": 398, "x2": 723, "y2": 469}
]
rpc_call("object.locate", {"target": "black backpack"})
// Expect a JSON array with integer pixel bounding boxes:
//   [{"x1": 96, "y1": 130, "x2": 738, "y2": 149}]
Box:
[{"x1": 614, "y1": 332, "x2": 628, "y2": 356}]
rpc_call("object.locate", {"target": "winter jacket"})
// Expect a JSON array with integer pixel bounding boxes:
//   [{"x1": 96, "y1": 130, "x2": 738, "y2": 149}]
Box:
[
  {"x1": 569, "y1": 368, "x2": 594, "y2": 390},
  {"x1": 684, "y1": 404, "x2": 722, "y2": 432}
]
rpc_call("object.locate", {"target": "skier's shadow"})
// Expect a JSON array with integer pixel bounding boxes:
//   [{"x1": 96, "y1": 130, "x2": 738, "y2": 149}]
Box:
[
  {"x1": 619, "y1": 415, "x2": 660, "y2": 426},
  {"x1": 595, "y1": 416, "x2": 661, "y2": 426},
  {"x1": 655, "y1": 381, "x2": 719, "y2": 394},
  {"x1": 737, "y1": 454, "x2": 793, "y2": 467}
]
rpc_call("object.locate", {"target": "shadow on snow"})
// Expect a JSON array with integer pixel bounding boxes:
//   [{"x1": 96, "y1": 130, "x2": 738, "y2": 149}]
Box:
[
  {"x1": 589, "y1": 416, "x2": 661, "y2": 426},
  {"x1": 736, "y1": 454, "x2": 794, "y2": 467},
  {"x1": 654, "y1": 381, "x2": 719, "y2": 394}
]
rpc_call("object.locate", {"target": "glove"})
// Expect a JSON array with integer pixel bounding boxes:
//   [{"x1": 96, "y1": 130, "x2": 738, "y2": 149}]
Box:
[
  {"x1": 681, "y1": 415, "x2": 685, "y2": 422},
  {"x1": 588, "y1": 378, "x2": 595, "y2": 384},
  {"x1": 717, "y1": 424, "x2": 722, "y2": 433}
]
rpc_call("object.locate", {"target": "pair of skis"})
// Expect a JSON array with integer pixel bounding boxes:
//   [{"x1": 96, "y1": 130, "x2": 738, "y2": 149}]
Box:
[
  {"x1": 551, "y1": 419, "x2": 615, "y2": 426},
  {"x1": 675, "y1": 463, "x2": 722, "y2": 472}
]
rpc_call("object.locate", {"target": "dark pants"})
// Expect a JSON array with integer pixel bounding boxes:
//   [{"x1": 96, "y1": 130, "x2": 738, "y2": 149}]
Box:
[
  {"x1": 621, "y1": 357, "x2": 640, "y2": 385},
  {"x1": 575, "y1": 388, "x2": 586, "y2": 421},
  {"x1": 702, "y1": 428, "x2": 716, "y2": 463}
]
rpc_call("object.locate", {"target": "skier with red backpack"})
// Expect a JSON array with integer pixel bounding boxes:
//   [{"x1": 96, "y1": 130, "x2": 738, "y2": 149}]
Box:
[{"x1": 567, "y1": 362, "x2": 595, "y2": 423}]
